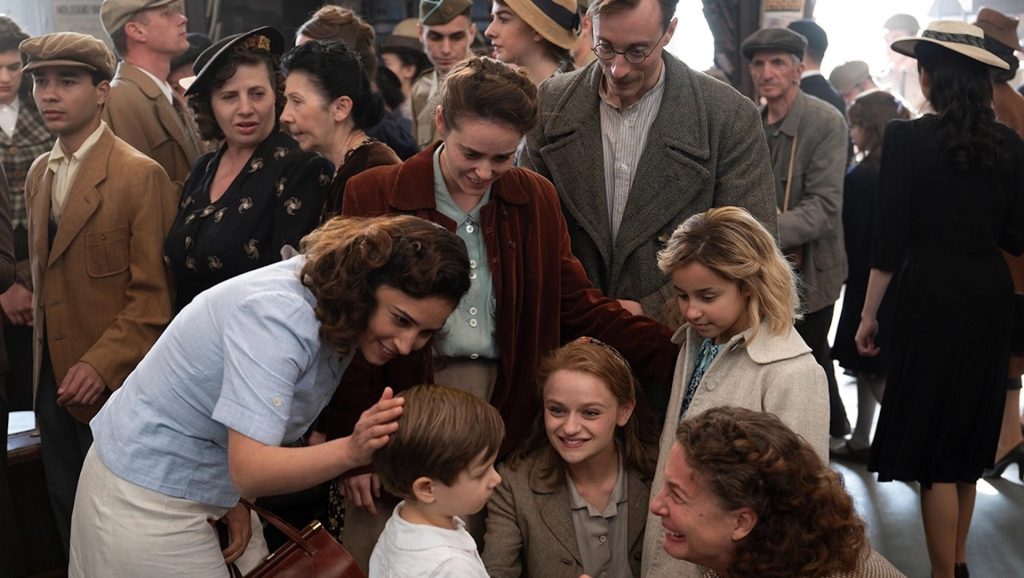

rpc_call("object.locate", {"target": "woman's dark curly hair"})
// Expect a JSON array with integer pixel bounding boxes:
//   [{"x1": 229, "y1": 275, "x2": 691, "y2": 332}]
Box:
[
  {"x1": 281, "y1": 40, "x2": 385, "y2": 130},
  {"x1": 677, "y1": 406, "x2": 868, "y2": 578},
  {"x1": 915, "y1": 42, "x2": 1003, "y2": 173},
  {"x1": 188, "y1": 47, "x2": 285, "y2": 142},
  {"x1": 848, "y1": 91, "x2": 910, "y2": 169},
  {"x1": 0, "y1": 15, "x2": 33, "y2": 108},
  {"x1": 300, "y1": 215, "x2": 470, "y2": 356}
]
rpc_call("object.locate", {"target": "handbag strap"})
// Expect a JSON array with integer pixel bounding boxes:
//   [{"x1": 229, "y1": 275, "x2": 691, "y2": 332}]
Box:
[
  {"x1": 781, "y1": 129, "x2": 799, "y2": 213},
  {"x1": 239, "y1": 498, "x2": 318, "y2": 557}
]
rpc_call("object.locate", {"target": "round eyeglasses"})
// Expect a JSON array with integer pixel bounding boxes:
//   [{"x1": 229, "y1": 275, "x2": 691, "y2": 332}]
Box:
[{"x1": 591, "y1": 32, "x2": 667, "y2": 64}]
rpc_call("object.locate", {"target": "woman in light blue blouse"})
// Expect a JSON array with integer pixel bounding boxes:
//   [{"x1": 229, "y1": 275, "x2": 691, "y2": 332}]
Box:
[{"x1": 67, "y1": 215, "x2": 470, "y2": 578}]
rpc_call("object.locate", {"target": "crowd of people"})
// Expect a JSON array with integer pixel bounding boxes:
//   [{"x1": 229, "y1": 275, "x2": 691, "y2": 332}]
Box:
[{"x1": 0, "y1": 0, "x2": 1021, "y2": 577}]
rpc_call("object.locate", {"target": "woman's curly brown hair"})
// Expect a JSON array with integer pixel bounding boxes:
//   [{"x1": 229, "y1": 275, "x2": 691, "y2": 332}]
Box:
[
  {"x1": 300, "y1": 215, "x2": 470, "y2": 356},
  {"x1": 678, "y1": 406, "x2": 868, "y2": 578}
]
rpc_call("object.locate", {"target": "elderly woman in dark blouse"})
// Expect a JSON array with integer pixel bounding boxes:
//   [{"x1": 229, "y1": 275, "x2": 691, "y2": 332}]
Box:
[{"x1": 166, "y1": 27, "x2": 332, "y2": 312}]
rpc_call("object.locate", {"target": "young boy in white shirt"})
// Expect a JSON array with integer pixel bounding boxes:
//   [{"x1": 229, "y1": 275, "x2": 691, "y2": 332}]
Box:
[{"x1": 369, "y1": 384, "x2": 504, "y2": 577}]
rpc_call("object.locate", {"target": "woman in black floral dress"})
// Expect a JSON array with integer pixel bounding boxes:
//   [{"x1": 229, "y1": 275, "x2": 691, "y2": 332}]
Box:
[{"x1": 166, "y1": 27, "x2": 332, "y2": 312}]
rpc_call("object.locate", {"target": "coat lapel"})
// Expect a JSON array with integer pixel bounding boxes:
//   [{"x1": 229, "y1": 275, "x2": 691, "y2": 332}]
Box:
[
  {"x1": 626, "y1": 467, "x2": 653, "y2": 552},
  {"x1": 537, "y1": 63, "x2": 612, "y2": 265},
  {"x1": 48, "y1": 129, "x2": 110, "y2": 265},
  {"x1": 27, "y1": 158, "x2": 53, "y2": 280},
  {"x1": 120, "y1": 63, "x2": 199, "y2": 160},
  {"x1": 530, "y1": 463, "x2": 583, "y2": 566}
]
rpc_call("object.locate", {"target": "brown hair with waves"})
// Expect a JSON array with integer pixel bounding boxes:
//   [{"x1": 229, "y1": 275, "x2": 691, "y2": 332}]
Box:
[
  {"x1": 677, "y1": 406, "x2": 868, "y2": 578},
  {"x1": 300, "y1": 215, "x2": 471, "y2": 356},
  {"x1": 187, "y1": 46, "x2": 285, "y2": 141},
  {"x1": 439, "y1": 56, "x2": 538, "y2": 135},
  {"x1": 296, "y1": 4, "x2": 378, "y2": 84},
  {"x1": 510, "y1": 337, "x2": 659, "y2": 481}
]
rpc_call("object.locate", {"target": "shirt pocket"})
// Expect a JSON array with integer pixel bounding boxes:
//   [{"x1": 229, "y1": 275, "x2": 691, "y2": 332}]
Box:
[{"x1": 85, "y1": 226, "x2": 129, "y2": 277}]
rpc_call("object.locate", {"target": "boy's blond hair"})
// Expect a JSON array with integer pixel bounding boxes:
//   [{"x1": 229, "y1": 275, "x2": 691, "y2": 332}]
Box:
[{"x1": 373, "y1": 384, "x2": 504, "y2": 500}]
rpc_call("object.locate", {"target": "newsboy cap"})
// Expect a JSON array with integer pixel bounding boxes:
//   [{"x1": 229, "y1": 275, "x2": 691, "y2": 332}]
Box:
[
  {"x1": 828, "y1": 60, "x2": 871, "y2": 93},
  {"x1": 419, "y1": 0, "x2": 473, "y2": 26},
  {"x1": 101, "y1": 0, "x2": 178, "y2": 37},
  {"x1": 741, "y1": 27, "x2": 807, "y2": 60},
  {"x1": 787, "y1": 19, "x2": 827, "y2": 54},
  {"x1": 20, "y1": 32, "x2": 117, "y2": 80}
]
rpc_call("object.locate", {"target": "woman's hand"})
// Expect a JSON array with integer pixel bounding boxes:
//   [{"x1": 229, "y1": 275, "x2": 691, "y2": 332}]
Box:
[
  {"x1": 342, "y1": 473, "x2": 381, "y2": 515},
  {"x1": 218, "y1": 503, "x2": 253, "y2": 563},
  {"x1": 855, "y1": 316, "x2": 880, "y2": 356},
  {"x1": 347, "y1": 387, "x2": 404, "y2": 466}
]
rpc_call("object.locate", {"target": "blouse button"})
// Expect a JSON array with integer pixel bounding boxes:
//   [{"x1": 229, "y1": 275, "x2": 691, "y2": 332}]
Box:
[
  {"x1": 470, "y1": 353, "x2": 479, "y2": 360},
  {"x1": 470, "y1": 272, "x2": 478, "y2": 280},
  {"x1": 465, "y1": 224, "x2": 475, "y2": 233},
  {"x1": 599, "y1": 535, "x2": 607, "y2": 543},
  {"x1": 469, "y1": 319, "x2": 478, "y2": 328},
  {"x1": 469, "y1": 307, "x2": 478, "y2": 315},
  {"x1": 470, "y1": 260, "x2": 477, "y2": 269},
  {"x1": 272, "y1": 397, "x2": 283, "y2": 407}
]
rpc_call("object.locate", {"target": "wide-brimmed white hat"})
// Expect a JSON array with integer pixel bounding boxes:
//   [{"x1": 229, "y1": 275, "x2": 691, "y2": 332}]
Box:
[{"x1": 890, "y1": 20, "x2": 1009, "y2": 70}]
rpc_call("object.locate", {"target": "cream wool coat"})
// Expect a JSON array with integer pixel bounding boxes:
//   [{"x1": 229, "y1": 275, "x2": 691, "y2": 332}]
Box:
[{"x1": 641, "y1": 322, "x2": 829, "y2": 578}]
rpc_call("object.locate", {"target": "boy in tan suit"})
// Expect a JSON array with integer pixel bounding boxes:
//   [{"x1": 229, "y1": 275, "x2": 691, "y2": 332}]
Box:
[{"x1": 20, "y1": 31, "x2": 175, "y2": 556}]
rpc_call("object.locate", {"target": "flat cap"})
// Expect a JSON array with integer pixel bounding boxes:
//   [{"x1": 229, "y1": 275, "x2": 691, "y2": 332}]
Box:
[
  {"x1": 884, "y1": 13, "x2": 919, "y2": 34},
  {"x1": 974, "y1": 7, "x2": 1021, "y2": 52},
  {"x1": 20, "y1": 32, "x2": 117, "y2": 80},
  {"x1": 787, "y1": 19, "x2": 827, "y2": 53},
  {"x1": 741, "y1": 27, "x2": 807, "y2": 60},
  {"x1": 100, "y1": 0, "x2": 177, "y2": 37},
  {"x1": 419, "y1": 0, "x2": 473, "y2": 26},
  {"x1": 381, "y1": 18, "x2": 423, "y2": 53},
  {"x1": 828, "y1": 60, "x2": 871, "y2": 92}
]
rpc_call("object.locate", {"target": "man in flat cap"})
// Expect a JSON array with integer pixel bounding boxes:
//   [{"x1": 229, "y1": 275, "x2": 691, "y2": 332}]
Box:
[
  {"x1": 410, "y1": 0, "x2": 476, "y2": 150},
  {"x1": 787, "y1": 19, "x2": 845, "y2": 114},
  {"x1": 20, "y1": 31, "x2": 175, "y2": 555},
  {"x1": 830, "y1": 60, "x2": 879, "y2": 106},
  {"x1": 743, "y1": 26, "x2": 850, "y2": 443},
  {"x1": 881, "y1": 13, "x2": 927, "y2": 113},
  {"x1": 99, "y1": 0, "x2": 201, "y2": 189},
  {"x1": 525, "y1": 0, "x2": 776, "y2": 330}
]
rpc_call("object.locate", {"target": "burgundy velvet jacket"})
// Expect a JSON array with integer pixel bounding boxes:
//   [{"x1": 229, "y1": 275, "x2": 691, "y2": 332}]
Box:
[{"x1": 322, "y1": 144, "x2": 677, "y2": 457}]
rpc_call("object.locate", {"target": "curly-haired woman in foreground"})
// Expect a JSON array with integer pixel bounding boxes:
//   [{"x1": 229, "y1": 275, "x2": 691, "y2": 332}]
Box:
[
  {"x1": 67, "y1": 215, "x2": 470, "y2": 577},
  {"x1": 649, "y1": 406, "x2": 905, "y2": 578}
]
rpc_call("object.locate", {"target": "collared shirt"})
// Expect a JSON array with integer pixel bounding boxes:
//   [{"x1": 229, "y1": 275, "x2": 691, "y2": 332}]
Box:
[
  {"x1": 598, "y1": 63, "x2": 666, "y2": 241},
  {"x1": 568, "y1": 455, "x2": 630, "y2": 578},
  {"x1": 0, "y1": 98, "x2": 19, "y2": 138},
  {"x1": 432, "y1": 144, "x2": 499, "y2": 360},
  {"x1": 47, "y1": 121, "x2": 106, "y2": 220},
  {"x1": 91, "y1": 257, "x2": 353, "y2": 507},
  {"x1": 369, "y1": 502, "x2": 489, "y2": 577},
  {"x1": 137, "y1": 65, "x2": 175, "y2": 104}
]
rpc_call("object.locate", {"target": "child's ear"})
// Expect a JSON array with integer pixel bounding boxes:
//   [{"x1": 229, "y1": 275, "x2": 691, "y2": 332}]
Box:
[{"x1": 411, "y1": 476, "x2": 436, "y2": 504}]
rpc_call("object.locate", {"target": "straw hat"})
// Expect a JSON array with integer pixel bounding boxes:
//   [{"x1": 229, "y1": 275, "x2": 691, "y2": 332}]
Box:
[
  {"x1": 890, "y1": 20, "x2": 1009, "y2": 70},
  {"x1": 504, "y1": 0, "x2": 580, "y2": 50}
]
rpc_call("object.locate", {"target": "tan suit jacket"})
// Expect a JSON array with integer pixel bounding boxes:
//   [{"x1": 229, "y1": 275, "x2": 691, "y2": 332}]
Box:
[
  {"x1": 483, "y1": 450, "x2": 651, "y2": 577},
  {"x1": 26, "y1": 125, "x2": 176, "y2": 422},
  {"x1": 102, "y1": 62, "x2": 201, "y2": 188}
]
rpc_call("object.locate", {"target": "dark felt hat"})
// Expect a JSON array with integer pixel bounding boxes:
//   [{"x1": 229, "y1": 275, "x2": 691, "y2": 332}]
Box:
[
  {"x1": 185, "y1": 26, "x2": 284, "y2": 97},
  {"x1": 20, "y1": 32, "x2": 117, "y2": 80},
  {"x1": 974, "y1": 7, "x2": 1021, "y2": 52},
  {"x1": 741, "y1": 27, "x2": 807, "y2": 60}
]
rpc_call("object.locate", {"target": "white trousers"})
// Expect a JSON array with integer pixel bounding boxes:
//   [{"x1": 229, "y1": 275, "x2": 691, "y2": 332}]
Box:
[{"x1": 69, "y1": 447, "x2": 269, "y2": 577}]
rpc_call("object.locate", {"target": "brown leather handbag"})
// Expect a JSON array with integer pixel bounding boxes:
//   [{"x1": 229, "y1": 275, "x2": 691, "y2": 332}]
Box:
[{"x1": 228, "y1": 499, "x2": 365, "y2": 578}]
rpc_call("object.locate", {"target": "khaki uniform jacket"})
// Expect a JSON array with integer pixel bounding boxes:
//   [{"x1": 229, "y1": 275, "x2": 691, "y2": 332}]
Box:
[
  {"x1": 483, "y1": 450, "x2": 651, "y2": 578},
  {"x1": 410, "y1": 69, "x2": 439, "y2": 150},
  {"x1": 102, "y1": 62, "x2": 201, "y2": 188},
  {"x1": 524, "y1": 55, "x2": 778, "y2": 324},
  {"x1": 27, "y1": 125, "x2": 176, "y2": 422},
  {"x1": 641, "y1": 322, "x2": 829, "y2": 578}
]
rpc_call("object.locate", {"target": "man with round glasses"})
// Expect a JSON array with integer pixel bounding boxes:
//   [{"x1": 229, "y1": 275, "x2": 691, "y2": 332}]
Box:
[{"x1": 523, "y1": 0, "x2": 776, "y2": 331}]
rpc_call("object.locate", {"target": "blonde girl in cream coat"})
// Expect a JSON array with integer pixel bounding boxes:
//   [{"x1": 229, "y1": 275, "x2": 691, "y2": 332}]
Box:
[{"x1": 640, "y1": 207, "x2": 829, "y2": 578}]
